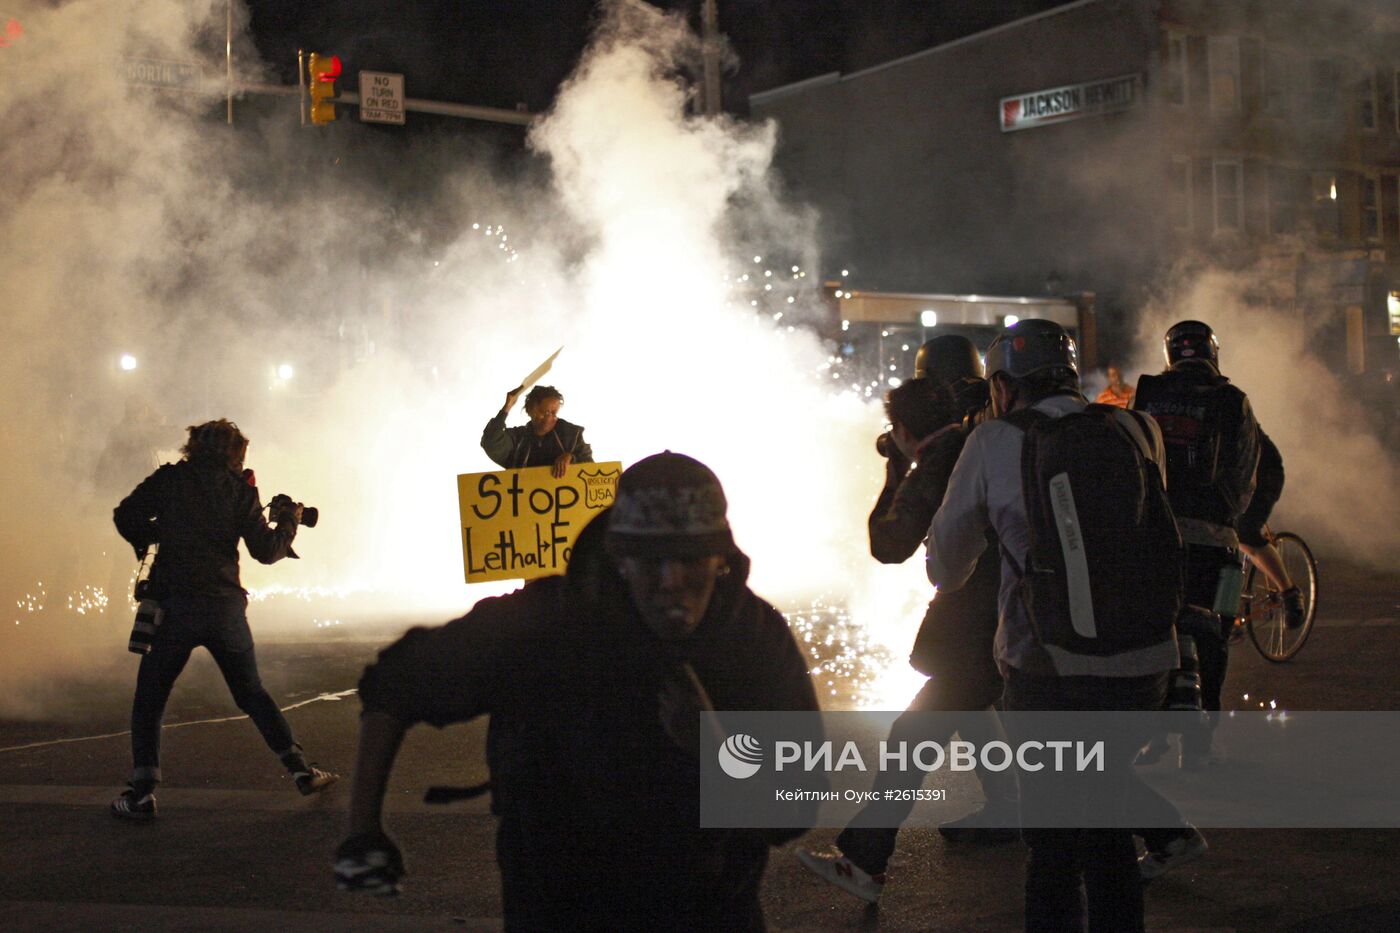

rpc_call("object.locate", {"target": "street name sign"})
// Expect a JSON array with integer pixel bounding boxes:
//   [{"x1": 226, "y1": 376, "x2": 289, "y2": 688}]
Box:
[
  {"x1": 359, "y1": 70, "x2": 405, "y2": 125},
  {"x1": 120, "y1": 57, "x2": 201, "y2": 90}
]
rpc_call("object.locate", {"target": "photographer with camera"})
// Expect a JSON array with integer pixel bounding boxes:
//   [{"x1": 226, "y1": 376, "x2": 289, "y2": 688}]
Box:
[
  {"x1": 109, "y1": 419, "x2": 337, "y2": 821},
  {"x1": 800, "y1": 337, "x2": 1019, "y2": 904}
]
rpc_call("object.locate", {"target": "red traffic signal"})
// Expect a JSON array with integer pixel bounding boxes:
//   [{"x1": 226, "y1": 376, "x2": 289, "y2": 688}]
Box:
[
  {"x1": 0, "y1": 17, "x2": 23, "y2": 48},
  {"x1": 314, "y1": 55, "x2": 342, "y2": 82}
]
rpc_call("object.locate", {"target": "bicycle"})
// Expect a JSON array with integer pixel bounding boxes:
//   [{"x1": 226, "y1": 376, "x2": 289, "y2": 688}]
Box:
[{"x1": 1234, "y1": 529, "x2": 1319, "y2": 663}]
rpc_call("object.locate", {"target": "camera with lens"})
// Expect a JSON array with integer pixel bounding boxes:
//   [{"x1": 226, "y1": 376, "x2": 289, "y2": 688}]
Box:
[
  {"x1": 875, "y1": 431, "x2": 897, "y2": 459},
  {"x1": 269, "y1": 493, "x2": 319, "y2": 528}
]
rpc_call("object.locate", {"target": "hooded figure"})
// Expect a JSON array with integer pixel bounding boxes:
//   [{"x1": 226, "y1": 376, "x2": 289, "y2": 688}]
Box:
[{"x1": 339, "y1": 452, "x2": 819, "y2": 932}]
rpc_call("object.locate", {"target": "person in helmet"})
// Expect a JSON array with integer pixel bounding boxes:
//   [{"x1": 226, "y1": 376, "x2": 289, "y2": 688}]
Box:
[
  {"x1": 1134, "y1": 321, "x2": 1279, "y2": 769},
  {"x1": 799, "y1": 372, "x2": 1016, "y2": 905},
  {"x1": 914, "y1": 334, "x2": 983, "y2": 383},
  {"x1": 925, "y1": 320, "x2": 1187, "y2": 931}
]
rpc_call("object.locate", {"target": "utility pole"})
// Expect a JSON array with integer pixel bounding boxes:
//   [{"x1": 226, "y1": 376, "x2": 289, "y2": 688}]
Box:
[{"x1": 701, "y1": 0, "x2": 721, "y2": 116}]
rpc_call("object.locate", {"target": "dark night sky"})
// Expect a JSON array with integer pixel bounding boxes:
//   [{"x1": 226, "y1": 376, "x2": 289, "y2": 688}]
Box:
[{"x1": 247, "y1": 1, "x2": 1070, "y2": 115}]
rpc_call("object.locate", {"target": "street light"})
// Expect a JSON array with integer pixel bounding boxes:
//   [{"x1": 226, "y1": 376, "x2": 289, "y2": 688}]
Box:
[
  {"x1": 119, "y1": 354, "x2": 138, "y2": 371},
  {"x1": 276, "y1": 363, "x2": 295, "y2": 381}
]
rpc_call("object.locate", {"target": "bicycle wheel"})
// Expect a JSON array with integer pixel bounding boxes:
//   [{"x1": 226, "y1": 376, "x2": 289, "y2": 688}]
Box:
[{"x1": 1245, "y1": 532, "x2": 1318, "y2": 662}]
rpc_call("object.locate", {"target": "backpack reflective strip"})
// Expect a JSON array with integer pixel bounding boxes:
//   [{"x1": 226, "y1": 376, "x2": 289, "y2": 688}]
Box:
[{"x1": 1048, "y1": 472, "x2": 1097, "y2": 639}]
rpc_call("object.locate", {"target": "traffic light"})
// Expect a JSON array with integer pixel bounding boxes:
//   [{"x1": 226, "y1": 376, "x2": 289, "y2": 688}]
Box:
[
  {"x1": 0, "y1": 16, "x2": 23, "y2": 49},
  {"x1": 307, "y1": 53, "x2": 341, "y2": 125}
]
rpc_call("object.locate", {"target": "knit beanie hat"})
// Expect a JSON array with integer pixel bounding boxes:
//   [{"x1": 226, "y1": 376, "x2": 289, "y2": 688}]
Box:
[{"x1": 605, "y1": 452, "x2": 734, "y2": 559}]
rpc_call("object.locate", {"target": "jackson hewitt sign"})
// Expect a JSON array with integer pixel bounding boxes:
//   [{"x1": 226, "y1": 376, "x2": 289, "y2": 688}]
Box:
[{"x1": 1000, "y1": 74, "x2": 1140, "y2": 132}]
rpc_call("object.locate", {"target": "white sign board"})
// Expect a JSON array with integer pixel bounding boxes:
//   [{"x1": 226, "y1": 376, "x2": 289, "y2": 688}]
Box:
[
  {"x1": 120, "y1": 57, "x2": 201, "y2": 90},
  {"x1": 359, "y1": 71, "x2": 405, "y2": 125},
  {"x1": 999, "y1": 74, "x2": 1140, "y2": 132}
]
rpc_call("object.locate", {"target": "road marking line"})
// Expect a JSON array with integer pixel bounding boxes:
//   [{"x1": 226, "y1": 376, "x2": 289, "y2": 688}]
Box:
[{"x1": 0, "y1": 689, "x2": 357, "y2": 754}]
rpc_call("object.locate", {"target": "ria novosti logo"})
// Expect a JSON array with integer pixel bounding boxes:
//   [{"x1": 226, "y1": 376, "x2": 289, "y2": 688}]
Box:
[{"x1": 718, "y1": 733, "x2": 764, "y2": 779}]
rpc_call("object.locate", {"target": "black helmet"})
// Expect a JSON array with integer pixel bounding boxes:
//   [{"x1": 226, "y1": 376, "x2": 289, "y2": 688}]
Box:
[
  {"x1": 1164, "y1": 320, "x2": 1219, "y2": 371},
  {"x1": 984, "y1": 319, "x2": 1078, "y2": 380},
  {"x1": 914, "y1": 335, "x2": 984, "y2": 383}
]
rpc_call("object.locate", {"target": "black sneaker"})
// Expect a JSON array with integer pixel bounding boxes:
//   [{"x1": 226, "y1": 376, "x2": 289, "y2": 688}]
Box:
[
  {"x1": 111, "y1": 784, "x2": 156, "y2": 821},
  {"x1": 1281, "y1": 587, "x2": 1306, "y2": 630},
  {"x1": 294, "y1": 765, "x2": 340, "y2": 796}
]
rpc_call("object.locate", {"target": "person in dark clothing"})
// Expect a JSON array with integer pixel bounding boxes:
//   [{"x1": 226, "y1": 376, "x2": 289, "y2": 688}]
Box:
[
  {"x1": 1134, "y1": 321, "x2": 1263, "y2": 769},
  {"x1": 109, "y1": 420, "x2": 338, "y2": 820},
  {"x1": 481, "y1": 384, "x2": 594, "y2": 478},
  {"x1": 799, "y1": 348, "x2": 1017, "y2": 905},
  {"x1": 1233, "y1": 430, "x2": 1305, "y2": 628},
  {"x1": 336, "y1": 452, "x2": 819, "y2": 932}
]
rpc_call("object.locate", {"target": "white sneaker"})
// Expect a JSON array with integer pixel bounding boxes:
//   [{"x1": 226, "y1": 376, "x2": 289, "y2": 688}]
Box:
[
  {"x1": 796, "y1": 849, "x2": 885, "y2": 904},
  {"x1": 1139, "y1": 827, "x2": 1208, "y2": 881}
]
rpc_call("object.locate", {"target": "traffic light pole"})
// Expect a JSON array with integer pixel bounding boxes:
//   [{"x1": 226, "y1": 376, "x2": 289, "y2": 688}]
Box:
[{"x1": 227, "y1": 77, "x2": 535, "y2": 127}]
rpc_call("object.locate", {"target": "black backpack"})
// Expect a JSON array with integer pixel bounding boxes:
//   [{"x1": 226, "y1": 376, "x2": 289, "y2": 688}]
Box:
[
  {"x1": 1134, "y1": 372, "x2": 1246, "y2": 512},
  {"x1": 1003, "y1": 404, "x2": 1184, "y2": 659}
]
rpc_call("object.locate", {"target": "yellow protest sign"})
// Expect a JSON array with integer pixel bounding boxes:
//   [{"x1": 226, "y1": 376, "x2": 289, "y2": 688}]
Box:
[{"x1": 457, "y1": 462, "x2": 622, "y2": 583}]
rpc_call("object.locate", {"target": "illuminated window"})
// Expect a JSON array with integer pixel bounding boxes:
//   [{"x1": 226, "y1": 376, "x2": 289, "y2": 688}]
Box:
[
  {"x1": 1208, "y1": 37, "x2": 1240, "y2": 112},
  {"x1": 1165, "y1": 33, "x2": 1188, "y2": 106},
  {"x1": 1389, "y1": 292, "x2": 1400, "y2": 336},
  {"x1": 1212, "y1": 160, "x2": 1243, "y2": 233},
  {"x1": 1311, "y1": 172, "x2": 1340, "y2": 237}
]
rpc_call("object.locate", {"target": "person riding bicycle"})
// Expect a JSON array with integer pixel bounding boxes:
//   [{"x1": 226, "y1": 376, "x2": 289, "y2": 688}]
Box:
[
  {"x1": 1134, "y1": 320, "x2": 1260, "y2": 769},
  {"x1": 1234, "y1": 429, "x2": 1306, "y2": 630}
]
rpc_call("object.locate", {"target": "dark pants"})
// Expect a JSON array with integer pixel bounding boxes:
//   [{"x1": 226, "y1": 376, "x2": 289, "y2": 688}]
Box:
[
  {"x1": 1182, "y1": 545, "x2": 1236, "y2": 756},
  {"x1": 1004, "y1": 669, "x2": 1170, "y2": 933},
  {"x1": 130, "y1": 594, "x2": 296, "y2": 783},
  {"x1": 837, "y1": 670, "x2": 1016, "y2": 876}
]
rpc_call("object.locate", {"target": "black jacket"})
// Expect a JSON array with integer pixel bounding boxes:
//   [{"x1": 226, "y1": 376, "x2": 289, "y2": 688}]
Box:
[
  {"x1": 480, "y1": 412, "x2": 593, "y2": 470},
  {"x1": 358, "y1": 512, "x2": 817, "y2": 929},
  {"x1": 113, "y1": 460, "x2": 297, "y2": 598},
  {"x1": 1135, "y1": 366, "x2": 1260, "y2": 535},
  {"x1": 869, "y1": 428, "x2": 1001, "y2": 689}
]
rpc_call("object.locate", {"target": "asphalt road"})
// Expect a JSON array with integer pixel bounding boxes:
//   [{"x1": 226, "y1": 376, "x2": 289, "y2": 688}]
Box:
[{"x1": 2, "y1": 561, "x2": 1398, "y2": 932}]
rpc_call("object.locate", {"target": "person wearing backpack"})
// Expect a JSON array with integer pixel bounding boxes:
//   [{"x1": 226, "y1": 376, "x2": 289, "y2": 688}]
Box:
[
  {"x1": 926, "y1": 319, "x2": 1187, "y2": 932},
  {"x1": 1134, "y1": 321, "x2": 1264, "y2": 770}
]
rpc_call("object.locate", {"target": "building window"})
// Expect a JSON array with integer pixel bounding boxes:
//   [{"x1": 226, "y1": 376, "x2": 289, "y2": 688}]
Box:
[
  {"x1": 1213, "y1": 160, "x2": 1243, "y2": 233},
  {"x1": 1208, "y1": 37, "x2": 1240, "y2": 112},
  {"x1": 1356, "y1": 68, "x2": 1377, "y2": 130},
  {"x1": 1165, "y1": 33, "x2": 1188, "y2": 106},
  {"x1": 1311, "y1": 172, "x2": 1340, "y2": 237},
  {"x1": 1268, "y1": 167, "x2": 1301, "y2": 235},
  {"x1": 1310, "y1": 58, "x2": 1339, "y2": 120},
  {"x1": 1169, "y1": 158, "x2": 1192, "y2": 231},
  {"x1": 1362, "y1": 175, "x2": 1381, "y2": 240},
  {"x1": 1262, "y1": 47, "x2": 1291, "y2": 115}
]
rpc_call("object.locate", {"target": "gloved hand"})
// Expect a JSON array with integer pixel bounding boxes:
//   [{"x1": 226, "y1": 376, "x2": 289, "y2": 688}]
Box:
[{"x1": 334, "y1": 830, "x2": 404, "y2": 896}]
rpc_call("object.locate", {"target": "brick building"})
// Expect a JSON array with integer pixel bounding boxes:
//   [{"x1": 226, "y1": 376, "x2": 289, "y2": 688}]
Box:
[{"x1": 751, "y1": 0, "x2": 1400, "y2": 374}]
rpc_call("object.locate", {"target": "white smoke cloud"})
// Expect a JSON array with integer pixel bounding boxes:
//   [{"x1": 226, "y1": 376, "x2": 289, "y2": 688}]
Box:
[{"x1": 0, "y1": 0, "x2": 926, "y2": 715}]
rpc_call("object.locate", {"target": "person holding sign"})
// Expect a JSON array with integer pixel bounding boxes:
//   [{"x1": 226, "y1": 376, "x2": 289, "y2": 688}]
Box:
[
  {"x1": 481, "y1": 384, "x2": 594, "y2": 478},
  {"x1": 336, "y1": 452, "x2": 819, "y2": 930}
]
